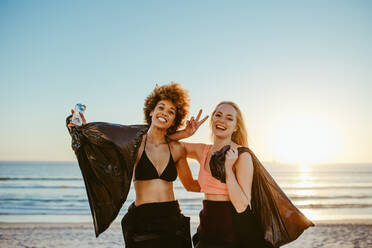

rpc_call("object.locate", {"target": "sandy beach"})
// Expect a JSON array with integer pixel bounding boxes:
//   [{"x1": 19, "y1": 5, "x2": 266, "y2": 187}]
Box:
[{"x1": 1, "y1": 220, "x2": 371, "y2": 248}]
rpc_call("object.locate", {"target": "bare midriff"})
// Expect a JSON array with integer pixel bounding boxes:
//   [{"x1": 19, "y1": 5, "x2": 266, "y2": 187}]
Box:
[
  {"x1": 205, "y1": 193, "x2": 230, "y2": 201},
  {"x1": 134, "y1": 179, "x2": 175, "y2": 206}
]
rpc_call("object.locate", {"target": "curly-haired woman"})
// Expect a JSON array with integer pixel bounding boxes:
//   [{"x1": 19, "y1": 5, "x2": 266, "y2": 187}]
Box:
[{"x1": 67, "y1": 82, "x2": 204, "y2": 248}]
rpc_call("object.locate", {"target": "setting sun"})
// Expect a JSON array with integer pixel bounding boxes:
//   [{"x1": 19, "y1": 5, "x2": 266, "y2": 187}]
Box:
[{"x1": 272, "y1": 117, "x2": 338, "y2": 164}]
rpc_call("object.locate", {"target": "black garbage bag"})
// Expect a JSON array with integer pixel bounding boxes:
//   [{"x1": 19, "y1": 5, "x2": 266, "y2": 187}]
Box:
[
  {"x1": 66, "y1": 115, "x2": 147, "y2": 237},
  {"x1": 209, "y1": 145, "x2": 314, "y2": 247}
]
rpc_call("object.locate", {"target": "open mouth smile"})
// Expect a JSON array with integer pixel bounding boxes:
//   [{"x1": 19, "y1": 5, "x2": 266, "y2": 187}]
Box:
[
  {"x1": 216, "y1": 124, "x2": 226, "y2": 130},
  {"x1": 157, "y1": 116, "x2": 167, "y2": 123}
]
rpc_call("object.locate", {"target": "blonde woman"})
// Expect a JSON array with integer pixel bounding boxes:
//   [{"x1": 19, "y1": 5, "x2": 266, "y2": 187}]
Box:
[{"x1": 171, "y1": 101, "x2": 314, "y2": 248}]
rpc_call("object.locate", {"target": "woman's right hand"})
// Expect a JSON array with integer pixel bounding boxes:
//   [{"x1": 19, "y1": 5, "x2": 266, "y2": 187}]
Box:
[
  {"x1": 225, "y1": 147, "x2": 238, "y2": 173},
  {"x1": 67, "y1": 109, "x2": 87, "y2": 130}
]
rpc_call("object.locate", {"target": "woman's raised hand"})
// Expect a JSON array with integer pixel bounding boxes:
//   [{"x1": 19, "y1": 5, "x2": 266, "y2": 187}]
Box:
[
  {"x1": 225, "y1": 147, "x2": 238, "y2": 172},
  {"x1": 67, "y1": 109, "x2": 87, "y2": 130},
  {"x1": 184, "y1": 109, "x2": 209, "y2": 137}
]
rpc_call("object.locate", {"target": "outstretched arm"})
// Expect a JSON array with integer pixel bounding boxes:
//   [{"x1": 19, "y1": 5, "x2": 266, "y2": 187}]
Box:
[{"x1": 180, "y1": 142, "x2": 205, "y2": 161}]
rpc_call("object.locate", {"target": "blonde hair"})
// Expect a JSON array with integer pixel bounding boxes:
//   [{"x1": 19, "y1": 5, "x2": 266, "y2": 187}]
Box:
[{"x1": 210, "y1": 101, "x2": 248, "y2": 147}]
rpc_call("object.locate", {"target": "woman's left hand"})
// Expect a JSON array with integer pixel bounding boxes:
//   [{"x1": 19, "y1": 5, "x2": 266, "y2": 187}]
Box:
[
  {"x1": 184, "y1": 109, "x2": 209, "y2": 137},
  {"x1": 225, "y1": 147, "x2": 238, "y2": 172},
  {"x1": 167, "y1": 109, "x2": 208, "y2": 141}
]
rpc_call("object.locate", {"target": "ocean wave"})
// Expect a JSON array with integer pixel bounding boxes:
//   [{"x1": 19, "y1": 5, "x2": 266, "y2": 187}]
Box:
[
  {"x1": 0, "y1": 198, "x2": 87, "y2": 203},
  {"x1": 289, "y1": 195, "x2": 372, "y2": 200},
  {"x1": 0, "y1": 185, "x2": 84, "y2": 189},
  {"x1": 1, "y1": 203, "x2": 371, "y2": 216},
  {"x1": 0, "y1": 206, "x2": 89, "y2": 212},
  {"x1": 178, "y1": 198, "x2": 204, "y2": 203},
  {"x1": 1, "y1": 195, "x2": 371, "y2": 204},
  {"x1": 298, "y1": 203, "x2": 372, "y2": 209},
  {"x1": 174, "y1": 185, "x2": 372, "y2": 190},
  {"x1": 0, "y1": 213, "x2": 91, "y2": 215},
  {"x1": 2, "y1": 184, "x2": 372, "y2": 191},
  {"x1": 0, "y1": 177, "x2": 82, "y2": 181},
  {"x1": 283, "y1": 186, "x2": 372, "y2": 190},
  {"x1": 271, "y1": 171, "x2": 372, "y2": 175}
]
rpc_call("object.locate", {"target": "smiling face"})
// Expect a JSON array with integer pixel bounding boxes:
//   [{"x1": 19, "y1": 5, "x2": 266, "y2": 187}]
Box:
[
  {"x1": 211, "y1": 103, "x2": 238, "y2": 140},
  {"x1": 149, "y1": 99, "x2": 177, "y2": 130},
  {"x1": 143, "y1": 82, "x2": 190, "y2": 134}
]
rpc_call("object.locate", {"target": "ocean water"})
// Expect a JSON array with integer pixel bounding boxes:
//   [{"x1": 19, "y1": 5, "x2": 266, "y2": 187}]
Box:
[{"x1": 1, "y1": 161, "x2": 372, "y2": 223}]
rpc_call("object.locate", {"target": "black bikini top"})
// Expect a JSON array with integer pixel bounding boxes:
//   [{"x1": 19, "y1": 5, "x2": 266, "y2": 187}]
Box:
[{"x1": 134, "y1": 135, "x2": 178, "y2": 182}]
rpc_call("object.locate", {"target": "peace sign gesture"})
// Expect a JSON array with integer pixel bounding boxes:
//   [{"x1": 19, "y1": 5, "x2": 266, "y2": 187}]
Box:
[{"x1": 184, "y1": 109, "x2": 209, "y2": 137}]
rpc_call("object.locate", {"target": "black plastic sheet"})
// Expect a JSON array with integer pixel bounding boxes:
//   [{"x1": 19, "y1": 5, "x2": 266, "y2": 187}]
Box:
[{"x1": 209, "y1": 145, "x2": 314, "y2": 247}]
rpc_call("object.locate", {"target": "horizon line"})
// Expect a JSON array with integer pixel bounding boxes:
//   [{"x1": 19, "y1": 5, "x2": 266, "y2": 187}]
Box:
[{"x1": 1, "y1": 160, "x2": 371, "y2": 165}]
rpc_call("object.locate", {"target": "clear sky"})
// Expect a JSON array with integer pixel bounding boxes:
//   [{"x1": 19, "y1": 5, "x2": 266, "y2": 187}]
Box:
[{"x1": 0, "y1": 0, "x2": 371, "y2": 164}]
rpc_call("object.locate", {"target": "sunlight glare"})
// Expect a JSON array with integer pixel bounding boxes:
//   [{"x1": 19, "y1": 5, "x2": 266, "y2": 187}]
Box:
[{"x1": 272, "y1": 117, "x2": 337, "y2": 164}]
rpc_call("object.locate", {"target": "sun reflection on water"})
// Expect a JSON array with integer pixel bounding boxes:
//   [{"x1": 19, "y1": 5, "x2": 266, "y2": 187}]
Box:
[
  {"x1": 293, "y1": 163, "x2": 319, "y2": 221},
  {"x1": 294, "y1": 163, "x2": 315, "y2": 188}
]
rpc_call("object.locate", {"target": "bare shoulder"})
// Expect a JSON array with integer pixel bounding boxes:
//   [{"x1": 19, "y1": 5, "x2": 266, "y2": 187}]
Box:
[
  {"x1": 235, "y1": 145, "x2": 253, "y2": 169},
  {"x1": 238, "y1": 152, "x2": 253, "y2": 163},
  {"x1": 169, "y1": 140, "x2": 183, "y2": 151},
  {"x1": 231, "y1": 142, "x2": 252, "y2": 161},
  {"x1": 168, "y1": 140, "x2": 186, "y2": 161}
]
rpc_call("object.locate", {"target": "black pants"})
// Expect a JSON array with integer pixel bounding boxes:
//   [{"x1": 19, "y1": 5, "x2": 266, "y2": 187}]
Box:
[
  {"x1": 193, "y1": 200, "x2": 269, "y2": 248},
  {"x1": 121, "y1": 201, "x2": 192, "y2": 248}
]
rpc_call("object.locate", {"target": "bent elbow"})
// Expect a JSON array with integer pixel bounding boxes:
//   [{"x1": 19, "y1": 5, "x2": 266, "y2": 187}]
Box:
[
  {"x1": 188, "y1": 185, "x2": 200, "y2": 193},
  {"x1": 235, "y1": 198, "x2": 251, "y2": 213},
  {"x1": 185, "y1": 186, "x2": 193, "y2": 192},
  {"x1": 184, "y1": 181, "x2": 200, "y2": 192},
  {"x1": 236, "y1": 204, "x2": 248, "y2": 213}
]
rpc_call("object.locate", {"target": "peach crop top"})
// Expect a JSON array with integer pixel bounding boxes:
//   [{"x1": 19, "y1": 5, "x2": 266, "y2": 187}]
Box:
[{"x1": 198, "y1": 145, "x2": 229, "y2": 195}]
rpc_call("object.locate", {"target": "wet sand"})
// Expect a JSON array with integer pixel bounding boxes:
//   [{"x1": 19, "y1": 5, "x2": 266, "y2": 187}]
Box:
[{"x1": 1, "y1": 220, "x2": 371, "y2": 248}]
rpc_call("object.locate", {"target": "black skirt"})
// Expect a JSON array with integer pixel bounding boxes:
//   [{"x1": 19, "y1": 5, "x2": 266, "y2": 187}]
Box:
[
  {"x1": 193, "y1": 200, "x2": 271, "y2": 248},
  {"x1": 121, "y1": 200, "x2": 192, "y2": 248}
]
